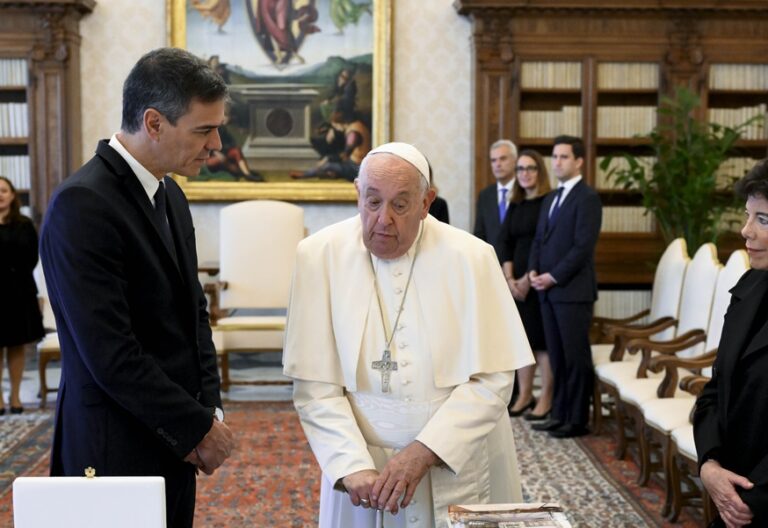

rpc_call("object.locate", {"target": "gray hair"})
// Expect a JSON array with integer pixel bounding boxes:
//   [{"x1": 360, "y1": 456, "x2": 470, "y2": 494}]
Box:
[{"x1": 490, "y1": 139, "x2": 518, "y2": 159}]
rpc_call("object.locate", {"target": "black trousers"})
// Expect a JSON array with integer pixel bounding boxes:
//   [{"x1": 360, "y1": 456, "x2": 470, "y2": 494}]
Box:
[{"x1": 540, "y1": 299, "x2": 594, "y2": 427}]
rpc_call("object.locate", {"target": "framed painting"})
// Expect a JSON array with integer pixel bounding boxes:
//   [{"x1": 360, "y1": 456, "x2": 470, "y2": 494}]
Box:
[{"x1": 167, "y1": 0, "x2": 391, "y2": 201}]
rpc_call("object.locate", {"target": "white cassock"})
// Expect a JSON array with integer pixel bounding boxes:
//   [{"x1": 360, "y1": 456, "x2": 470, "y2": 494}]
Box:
[{"x1": 283, "y1": 214, "x2": 534, "y2": 528}]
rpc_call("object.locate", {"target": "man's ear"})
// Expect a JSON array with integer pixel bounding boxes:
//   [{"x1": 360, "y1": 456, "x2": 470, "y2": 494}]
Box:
[
  {"x1": 144, "y1": 108, "x2": 163, "y2": 141},
  {"x1": 422, "y1": 187, "x2": 437, "y2": 219}
]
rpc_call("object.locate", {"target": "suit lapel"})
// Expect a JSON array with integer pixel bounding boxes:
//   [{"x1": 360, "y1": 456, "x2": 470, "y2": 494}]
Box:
[{"x1": 95, "y1": 141, "x2": 185, "y2": 282}]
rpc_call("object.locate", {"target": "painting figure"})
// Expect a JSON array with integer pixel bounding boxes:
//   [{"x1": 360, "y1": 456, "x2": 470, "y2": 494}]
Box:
[
  {"x1": 249, "y1": 0, "x2": 320, "y2": 67},
  {"x1": 330, "y1": 0, "x2": 372, "y2": 34},
  {"x1": 191, "y1": 0, "x2": 232, "y2": 33}
]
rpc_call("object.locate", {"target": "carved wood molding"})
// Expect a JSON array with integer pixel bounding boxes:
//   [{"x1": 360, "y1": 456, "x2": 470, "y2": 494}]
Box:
[{"x1": 455, "y1": 0, "x2": 768, "y2": 16}]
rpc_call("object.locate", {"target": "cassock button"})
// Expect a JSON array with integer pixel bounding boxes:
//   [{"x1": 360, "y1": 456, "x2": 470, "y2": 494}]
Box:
[
  {"x1": 404, "y1": 397, "x2": 413, "y2": 402},
  {"x1": 402, "y1": 380, "x2": 411, "y2": 385},
  {"x1": 394, "y1": 269, "x2": 403, "y2": 277},
  {"x1": 395, "y1": 287, "x2": 403, "y2": 294},
  {"x1": 400, "y1": 360, "x2": 409, "y2": 367},
  {"x1": 409, "y1": 516, "x2": 419, "y2": 523},
  {"x1": 399, "y1": 342, "x2": 408, "y2": 349},
  {"x1": 397, "y1": 323, "x2": 405, "y2": 330}
]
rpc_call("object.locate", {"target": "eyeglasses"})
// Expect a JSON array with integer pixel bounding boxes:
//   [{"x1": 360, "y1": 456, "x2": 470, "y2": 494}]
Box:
[{"x1": 515, "y1": 165, "x2": 538, "y2": 173}]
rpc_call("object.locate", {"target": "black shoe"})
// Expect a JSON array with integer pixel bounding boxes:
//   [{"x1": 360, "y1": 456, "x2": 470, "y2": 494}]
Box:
[
  {"x1": 0, "y1": 408, "x2": 5, "y2": 416},
  {"x1": 508, "y1": 397, "x2": 536, "y2": 417},
  {"x1": 531, "y1": 419, "x2": 563, "y2": 432},
  {"x1": 10, "y1": 406, "x2": 23, "y2": 415},
  {"x1": 548, "y1": 424, "x2": 590, "y2": 438},
  {"x1": 524, "y1": 409, "x2": 551, "y2": 421}
]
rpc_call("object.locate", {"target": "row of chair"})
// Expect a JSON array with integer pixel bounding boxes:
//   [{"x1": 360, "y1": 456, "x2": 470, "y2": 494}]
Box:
[{"x1": 590, "y1": 238, "x2": 747, "y2": 523}]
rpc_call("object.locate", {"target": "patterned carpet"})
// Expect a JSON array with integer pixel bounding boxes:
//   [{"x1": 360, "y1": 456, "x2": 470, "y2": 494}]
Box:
[{"x1": 0, "y1": 402, "x2": 701, "y2": 527}]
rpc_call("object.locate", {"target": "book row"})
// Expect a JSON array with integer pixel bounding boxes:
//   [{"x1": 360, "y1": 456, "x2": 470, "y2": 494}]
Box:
[
  {"x1": 520, "y1": 61, "x2": 582, "y2": 90},
  {"x1": 0, "y1": 59, "x2": 28, "y2": 87},
  {"x1": 708, "y1": 105, "x2": 767, "y2": 140},
  {"x1": 0, "y1": 155, "x2": 30, "y2": 190},
  {"x1": 0, "y1": 103, "x2": 29, "y2": 138},
  {"x1": 597, "y1": 63, "x2": 659, "y2": 90},
  {"x1": 597, "y1": 106, "x2": 657, "y2": 138},
  {"x1": 519, "y1": 106, "x2": 582, "y2": 139},
  {"x1": 709, "y1": 64, "x2": 768, "y2": 91}
]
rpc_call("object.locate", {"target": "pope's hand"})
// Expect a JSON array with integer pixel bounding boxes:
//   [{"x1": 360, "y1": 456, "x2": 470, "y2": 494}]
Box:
[
  {"x1": 184, "y1": 419, "x2": 235, "y2": 475},
  {"x1": 371, "y1": 441, "x2": 439, "y2": 515},
  {"x1": 700, "y1": 460, "x2": 754, "y2": 528},
  {"x1": 342, "y1": 469, "x2": 379, "y2": 508}
]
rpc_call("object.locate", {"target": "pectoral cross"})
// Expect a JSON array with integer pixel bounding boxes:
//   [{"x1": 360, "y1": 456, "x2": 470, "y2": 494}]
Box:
[{"x1": 371, "y1": 349, "x2": 398, "y2": 393}]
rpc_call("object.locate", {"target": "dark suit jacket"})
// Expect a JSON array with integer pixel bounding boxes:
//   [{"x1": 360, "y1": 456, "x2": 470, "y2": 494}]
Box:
[
  {"x1": 473, "y1": 183, "x2": 505, "y2": 261},
  {"x1": 528, "y1": 179, "x2": 602, "y2": 303},
  {"x1": 40, "y1": 140, "x2": 221, "y2": 479},
  {"x1": 694, "y1": 269, "x2": 768, "y2": 522},
  {"x1": 429, "y1": 196, "x2": 450, "y2": 224}
]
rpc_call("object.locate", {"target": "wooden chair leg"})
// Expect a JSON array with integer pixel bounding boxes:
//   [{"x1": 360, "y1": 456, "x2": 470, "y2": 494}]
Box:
[
  {"x1": 632, "y1": 406, "x2": 652, "y2": 486},
  {"x1": 592, "y1": 380, "x2": 603, "y2": 434},
  {"x1": 219, "y1": 350, "x2": 230, "y2": 393},
  {"x1": 661, "y1": 434, "x2": 674, "y2": 518}
]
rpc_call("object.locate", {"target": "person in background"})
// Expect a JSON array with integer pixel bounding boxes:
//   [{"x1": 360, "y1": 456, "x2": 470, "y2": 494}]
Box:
[
  {"x1": 0, "y1": 175, "x2": 44, "y2": 415},
  {"x1": 528, "y1": 135, "x2": 602, "y2": 439},
  {"x1": 500, "y1": 150, "x2": 553, "y2": 420},
  {"x1": 427, "y1": 160, "x2": 449, "y2": 224},
  {"x1": 474, "y1": 139, "x2": 516, "y2": 260},
  {"x1": 694, "y1": 158, "x2": 768, "y2": 528}
]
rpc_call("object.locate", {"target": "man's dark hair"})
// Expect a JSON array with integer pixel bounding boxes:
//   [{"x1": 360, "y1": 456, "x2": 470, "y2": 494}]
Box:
[
  {"x1": 735, "y1": 158, "x2": 768, "y2": 200},
  {"x1": 553, "y1": 135, "x2": 585, "y2": 160},
  {"x1": 121, "y1": 47, "x2": 228, "y2": 133}
]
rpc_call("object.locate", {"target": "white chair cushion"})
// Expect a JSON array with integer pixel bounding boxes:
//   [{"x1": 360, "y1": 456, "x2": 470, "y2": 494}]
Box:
[
  {"x1": 619, "y1": 371, "x2": 695, "y2": 406},
  {"x1": 591, "y1": 344, "x2": 614, "y2": 366},
  {"x1": 641, "y1": 397, "x2": 696, "y2": 433},
  {"x1": 215, "y1": 315, "x2": 286, "y2": 351},
  {"x1": 596, "y1": 358, "x2": 663, "y2": 387},
  {"x1": 671, "y1": 425, "x2": 696, "y2": 460},
  {"x1": 38, "y1": 332, "x2": 60, "y2": 352}
]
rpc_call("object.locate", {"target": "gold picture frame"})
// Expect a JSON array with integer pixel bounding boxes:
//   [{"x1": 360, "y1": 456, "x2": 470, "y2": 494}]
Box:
[{"x1": 167, "y1": 0, "x2": 391, "y2": 201}]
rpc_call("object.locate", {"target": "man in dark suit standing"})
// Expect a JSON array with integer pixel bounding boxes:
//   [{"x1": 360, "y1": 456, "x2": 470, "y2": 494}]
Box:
[
  {"x1": 528, "y1": 135, "x2": 602, "y2": 438},
  {"x1": 473, "y1": 139, "x2": 517, "y2": 260},
  {"x1": 40, "y1": 48, "x2": 235, "y2": 528}
]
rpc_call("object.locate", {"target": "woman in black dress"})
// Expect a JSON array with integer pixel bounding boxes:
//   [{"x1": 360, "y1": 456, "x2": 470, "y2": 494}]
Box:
[
  {"x1": 500, "y1": 150, "x2": 554, "y2": 419},
  {"x1": 0, "y1": 176, "x2": 44, "y2": 414}
]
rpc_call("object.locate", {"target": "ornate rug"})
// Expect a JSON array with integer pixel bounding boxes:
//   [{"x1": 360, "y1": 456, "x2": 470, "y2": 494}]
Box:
[{"x1": 0, "y1": 402, "x2": 702, "y2": 527}]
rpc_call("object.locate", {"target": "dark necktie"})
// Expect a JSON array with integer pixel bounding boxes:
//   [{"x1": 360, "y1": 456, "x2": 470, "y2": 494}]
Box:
[
  {"x1": 549, "y1": 187, "x2": 565, "y2": 223},
  {"x1": 499, "y1": 188, "x2": 508, "y2": 222},
  {"x1": 153, "y1": 181, "x2": 178, "y2": 262}
]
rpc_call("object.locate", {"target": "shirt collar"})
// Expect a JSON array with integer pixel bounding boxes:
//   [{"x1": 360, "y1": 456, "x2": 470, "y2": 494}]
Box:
[
  {"x1": 557, "y1": 174, "x2": 582, "y2": 192},
  {"x1": 497, "y1": 179, "x2": 515, "y2": 193},
  {"x1": 109, "y1": 133, "x2": 163, "y2": 205}
]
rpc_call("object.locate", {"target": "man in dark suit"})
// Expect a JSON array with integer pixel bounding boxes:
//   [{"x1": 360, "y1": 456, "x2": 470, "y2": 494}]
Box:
[
  {"x1": 473, "y1": 139, "x2": 516, "y2": 260},
  {"x1": 528, "y1": 135, "x2": 602, "y2": 438},
  {"x1": 40, "y1": 48, "x2": 235, "y2": 528}
]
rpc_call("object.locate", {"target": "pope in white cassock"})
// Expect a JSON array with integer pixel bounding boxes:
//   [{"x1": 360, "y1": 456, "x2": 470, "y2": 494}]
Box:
[{"x1": 283, "y1": 142, "x2": 534, "y2": 527}]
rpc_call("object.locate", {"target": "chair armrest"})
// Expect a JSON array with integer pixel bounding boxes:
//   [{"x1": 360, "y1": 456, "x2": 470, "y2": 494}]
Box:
[
  {"x1": 680, "y1": 374, "x2": 711, "y2": 397},
  {"x1": 203, "y1": 281, "x2": 230, "y2": 325},
  {"x1": 626, "y1": 330, "x2": 707, "y2": 379},
  {"x1": 591, "y1": 309, "x2": 650, "y2": 344},
  {"x1": 647, "y1": 348, "x2": 716, "y2": 398},
  {"x1": 606, "y1": 316, "x2": 677, "y2": 340}
]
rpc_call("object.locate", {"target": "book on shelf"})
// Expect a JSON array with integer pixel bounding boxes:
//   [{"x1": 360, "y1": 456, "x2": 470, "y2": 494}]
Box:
[
  {"x1": 0, "y1": 59, "x2": 28, "y2": 86},
  {"x1": 519, "y1": 106, "x2": 582, "y2": 139},
  {"x1": 0, "y1": 102, "x2": 29, "y2": 138},
  {"x1": 597, "y1": 62, "x2": 659, "y2": 90},
  {"x1": 597, "y1": 106, "x2": 657, "y2": 138},
  {"x1": 716, "y1": 157, "x2": 759, "y2": 187},
  {"x1": 707, "y1": 104, "x2": 767, "y2": 140},
  {"x1": 449, "y1": 502, "x2": 572, "y2": 528},
  {"x1": 596, "y1": 156, "x2": 655, "y2": 190},
  {"x1": 709, "y1": 64, "x2": 768, "y2": 91},
  {"x1": 0, "y1": 155, "x2": 31, "y2": 190},
  {"x1": 601, "y1": 206, "x2": 655, "y2": 233},
  {"x1": 520, "y1": 62, "x2": 581, "y2": 89}
]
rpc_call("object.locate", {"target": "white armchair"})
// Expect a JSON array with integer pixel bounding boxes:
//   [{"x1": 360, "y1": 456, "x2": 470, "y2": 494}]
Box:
[{"x1": 208, "y1": 200, "x2": 305, "y2": 391}]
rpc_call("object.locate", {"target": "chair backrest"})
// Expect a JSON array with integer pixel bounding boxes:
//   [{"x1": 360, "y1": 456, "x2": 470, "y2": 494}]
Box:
[
  {"x1": 648, "y1": 238, "x2": 690, "y2": 340},
  {"x1": 219, "y1": 200, "x2": 305, "y2": 310},
  {"x1": 34, "y1": 262, "x2": 56, "y2": 331},
  {"x1": 702, "y1": 249, "x2": 750, "y2": 375},
  {"x1": 676, "y1": 243, "x2": 721, "y2": 358}
]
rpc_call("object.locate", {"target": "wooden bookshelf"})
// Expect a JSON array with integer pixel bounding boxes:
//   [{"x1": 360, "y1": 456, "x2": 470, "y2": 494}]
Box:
[
  {"x1": 0, "y1": 1, "x2": 94, "y2": 224},
  {"x1": 456, "y1": 0, "x2": 768, "y2": 286}
]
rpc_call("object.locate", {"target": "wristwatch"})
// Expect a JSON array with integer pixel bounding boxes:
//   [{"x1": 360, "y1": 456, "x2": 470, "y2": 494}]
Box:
[{"x1": 214, "y1": 407, "x2": 224, "y2": 422}]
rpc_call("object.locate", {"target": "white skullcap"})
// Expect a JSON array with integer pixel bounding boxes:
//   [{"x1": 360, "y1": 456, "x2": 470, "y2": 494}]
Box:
[{"x1": 366, "y1": 142, "x2": 429, "y2": 180}]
